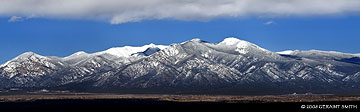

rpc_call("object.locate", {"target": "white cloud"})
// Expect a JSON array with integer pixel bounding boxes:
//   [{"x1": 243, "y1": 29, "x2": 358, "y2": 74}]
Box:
[
  {"x1": 8, "y1": 16, "x2": 23, "y2": 22},
  {"x1": 264, "y1": 21, "x2": 275, "y2": 25},
  {"x1": 1, "y1": 0, "x2": 360, "y2": 24}
]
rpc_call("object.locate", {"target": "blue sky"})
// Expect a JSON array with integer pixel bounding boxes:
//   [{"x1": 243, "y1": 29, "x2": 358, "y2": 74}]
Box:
[{"x1": 1, "y1": 0, "x2": 360, "y2": 64}]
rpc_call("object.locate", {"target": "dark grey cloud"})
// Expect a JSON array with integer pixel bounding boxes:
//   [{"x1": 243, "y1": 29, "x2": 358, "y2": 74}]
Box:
[{"x1": 1, "y1": 0, "x2": 360, "y2": 24}]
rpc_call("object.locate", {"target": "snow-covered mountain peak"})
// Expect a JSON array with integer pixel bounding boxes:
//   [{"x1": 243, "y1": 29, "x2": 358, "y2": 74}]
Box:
[
  {"x1": 217, "y1": 37, "x2": 269, "y2": 54},
  {"x1": 11, "y1": 52, "x2": 47, "y2": 61},
  {"x1": 142, "y1": 43, "x2": 168, "y2": 49},
  {"x1": 190, "y1": 38, "x2": 202, "y2": 42},
  {"x1": 148, "y1": 43, "x2": 162, "y2": 47},
  {"x1": 219, "y1": 37, "x2": 244, "y2": 46},
  {"x1": 73, "y1": 51, "x2": 88, "y2": 55},
  {"x1": 147, "y1": 43, "x2": 156, "y2": 47},
  {"x1": 0, "y1": 52, "x2": 61, "y2": 78},
  {"x1": 63, "y1": 51, "x2": 91, "y2": 62},
  {"x1": 64, "y1": 51, "x2": 88, "y2": 58},
  {"x1": 1, "y1": 52, "x2": 49, "y2": 68},
  {"x1": 94, "y1": 43, "x2": 168, "y2": 58},
  {"x1": 17, "y1": 52, "x2": 37, "y2": 57},
  {"x1": 277, "y1": 50, "x2": 295, "y2": 55},
  {"x1": 181, "y1": 38, "x2": 209, "y2": 45}
]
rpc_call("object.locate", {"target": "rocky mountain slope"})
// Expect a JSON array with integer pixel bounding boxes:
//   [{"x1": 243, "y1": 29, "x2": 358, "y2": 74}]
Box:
[{"x1": 1, "y1": 38, "x2": 360, "y2": 95}]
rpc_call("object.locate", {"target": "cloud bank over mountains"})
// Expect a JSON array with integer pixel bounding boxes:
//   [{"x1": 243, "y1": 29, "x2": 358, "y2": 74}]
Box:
[{"x1": 1, "y1": 0, "x2": 360, "y2": 24}]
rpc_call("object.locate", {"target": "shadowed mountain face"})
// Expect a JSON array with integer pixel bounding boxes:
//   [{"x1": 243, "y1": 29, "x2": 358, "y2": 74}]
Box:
[{"x1": 1, "y1": 37, "x2": 360, "y2": 95}]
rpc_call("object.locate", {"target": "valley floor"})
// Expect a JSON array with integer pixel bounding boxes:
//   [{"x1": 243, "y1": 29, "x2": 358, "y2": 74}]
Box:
[
  {"x1": 0, "y1": 93, "x2": 359, "y2": 111},
  {"x1": 0, "y1": 93, "x2": 360, "y2": 103}
]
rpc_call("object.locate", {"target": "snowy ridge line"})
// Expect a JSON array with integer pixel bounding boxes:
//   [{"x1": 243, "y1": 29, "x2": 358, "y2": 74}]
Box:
[
  {"x1": 2, "y1": 37, "x2": 359, "y2": 66},
  {"x1": 1, "y1": 37, "x2": 360, "y2": 95}
]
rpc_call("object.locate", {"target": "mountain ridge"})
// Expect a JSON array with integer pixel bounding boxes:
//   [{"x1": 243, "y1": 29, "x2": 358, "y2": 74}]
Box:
[
  {"x1": 1, "y1": 37, "x2": 360, "y2": 95},
  {"x1": 2, "y1": 38, "x2": 359, "y2": 65}
]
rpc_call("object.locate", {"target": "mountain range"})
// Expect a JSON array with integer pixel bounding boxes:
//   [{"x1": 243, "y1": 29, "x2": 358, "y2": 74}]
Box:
[{"x1": 1, "y1": 37, "x2": 360, "y2": 95}]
